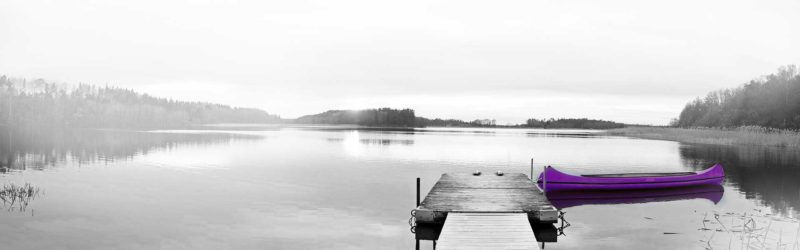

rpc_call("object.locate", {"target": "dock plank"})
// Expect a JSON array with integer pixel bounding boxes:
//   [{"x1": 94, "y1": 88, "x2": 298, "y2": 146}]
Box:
[
  {"x1": 419, "y1": 173, "x2": 551, "y2": 213},
  {"x1": 437, "y1": 213, "x2": 540, "y2": 250}
]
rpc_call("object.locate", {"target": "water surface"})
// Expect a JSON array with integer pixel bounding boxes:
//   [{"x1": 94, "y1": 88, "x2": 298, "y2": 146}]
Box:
[{"x1": 1, "y1": 126, "x2": 798, "y2": 249}]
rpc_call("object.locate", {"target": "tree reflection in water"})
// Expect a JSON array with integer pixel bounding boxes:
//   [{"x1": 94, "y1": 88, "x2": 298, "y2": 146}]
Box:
[
  {"x1": 679, "y1": 143, "x2": 800, "y2": 216},
  {"x1": 0, "y1": 127, "x2": 261, "y2": 172}
]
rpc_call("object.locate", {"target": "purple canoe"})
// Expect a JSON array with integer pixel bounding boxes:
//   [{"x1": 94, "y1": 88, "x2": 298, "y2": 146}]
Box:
[
  {"x1": 536, "y1": 163, "x2": 725, "y2": 192},
  {"x1": 546, "y1": 184, "x2": 724, "y2": 209}
]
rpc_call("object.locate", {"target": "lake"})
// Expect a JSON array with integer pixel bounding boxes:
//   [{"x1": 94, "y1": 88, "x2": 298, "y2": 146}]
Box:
[{"x1": 1, "y1": 126, "x2": 799, "y2": 249}]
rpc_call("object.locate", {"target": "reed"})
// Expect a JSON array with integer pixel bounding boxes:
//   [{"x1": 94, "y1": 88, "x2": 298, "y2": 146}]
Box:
[
  {"x1": 0, "y1": 183, "x2": 41, "y2": 212},
  {"x1": 697, "y1": 211, "x2": 799, "y2": 249},
  {"x1": 608, "y1": 126, "x2": 800, "y2": 148}
]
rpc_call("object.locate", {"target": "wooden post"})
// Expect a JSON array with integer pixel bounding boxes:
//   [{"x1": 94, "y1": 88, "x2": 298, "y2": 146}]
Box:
[
  {"x1": 530, "y1": 158, "x2": 534, "y2": 178},
  {"x1": 542, "y1": 166, "x2": 547, "y2": 193},
  {"x1": 416, "y1": 177, "x2": 421, "y2": 207}
]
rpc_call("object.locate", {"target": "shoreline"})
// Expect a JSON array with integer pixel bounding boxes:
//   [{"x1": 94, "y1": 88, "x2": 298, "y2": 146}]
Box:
[{"x1": 609, "y1": 126, "x2": 800, "y2": 148}]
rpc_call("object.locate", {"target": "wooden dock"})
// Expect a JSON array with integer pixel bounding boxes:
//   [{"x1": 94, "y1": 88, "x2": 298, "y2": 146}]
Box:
[
  {"x1": 412, "y1": 172, "x2": 557, "y2": 249},
  {"x1": 436, "y1": 213, "x2": 541, "y2": 250},
  {"x1": 413, "y1": 173, "x2": 557, "y2": 224}
]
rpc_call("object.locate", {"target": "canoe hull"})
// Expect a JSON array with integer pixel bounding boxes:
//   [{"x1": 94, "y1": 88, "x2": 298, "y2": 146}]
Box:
[{"x1": 537, "y1": 163, "x2": 725, "y2": 192}]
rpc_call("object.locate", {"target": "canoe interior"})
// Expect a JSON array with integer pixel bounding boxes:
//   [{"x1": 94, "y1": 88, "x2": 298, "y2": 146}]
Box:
[{"x1": 580, "y1": 172, "x2": 696, "y2": 178}]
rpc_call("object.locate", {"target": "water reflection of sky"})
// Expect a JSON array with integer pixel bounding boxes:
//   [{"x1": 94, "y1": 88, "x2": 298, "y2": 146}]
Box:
[{"x1": 0, "y1": 127, "x2": 798, "y2": 249}]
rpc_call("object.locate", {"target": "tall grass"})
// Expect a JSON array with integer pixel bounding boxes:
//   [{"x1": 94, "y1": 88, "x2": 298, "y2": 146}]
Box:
[
  {"x1": 609, "y1": 126, "x2": 800, "y2": 148},
  {"x1": 0, "y1": 183, "x2": 41, "y2": 212}
]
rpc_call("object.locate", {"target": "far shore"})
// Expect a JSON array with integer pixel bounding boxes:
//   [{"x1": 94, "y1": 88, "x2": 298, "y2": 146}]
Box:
[
  {"x1": 609, "y1": 126, "x2": 800, "y2": 148},
  {"x1": 195, "y1": 123, "x2": 611, "y2": 130}
]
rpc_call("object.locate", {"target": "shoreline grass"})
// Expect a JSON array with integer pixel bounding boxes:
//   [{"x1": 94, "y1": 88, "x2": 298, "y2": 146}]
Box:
[{"x1": 609, "y1": 126, "x2": 800, "y2": 148}]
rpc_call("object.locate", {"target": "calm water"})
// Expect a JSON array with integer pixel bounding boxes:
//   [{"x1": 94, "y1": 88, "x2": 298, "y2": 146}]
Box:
[{"x1": 1, "y1": 126, "x2": 799, "y2": 249}]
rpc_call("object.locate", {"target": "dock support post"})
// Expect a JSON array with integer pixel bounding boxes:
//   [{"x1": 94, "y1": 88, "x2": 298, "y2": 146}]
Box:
[
  {"x1": 416, "y1": 177, "x2": 420, "y2": 207},
  {"x1": 542, "y1": 166, "x2": 547, "y2": 194},
  {"x1": 530, "y1": 158, "x2": 534, "y2": 178}
]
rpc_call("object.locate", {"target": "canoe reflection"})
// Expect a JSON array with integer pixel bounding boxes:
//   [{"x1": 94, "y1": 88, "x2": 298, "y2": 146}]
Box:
[{"x1": 546, "y1": 184, "x2": 724, "y2": 209}]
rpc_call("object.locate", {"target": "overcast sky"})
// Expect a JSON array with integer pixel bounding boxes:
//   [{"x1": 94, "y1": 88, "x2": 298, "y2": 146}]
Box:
[{"x1": 1, "y1": 0, "x2": 799, "y2": 125}]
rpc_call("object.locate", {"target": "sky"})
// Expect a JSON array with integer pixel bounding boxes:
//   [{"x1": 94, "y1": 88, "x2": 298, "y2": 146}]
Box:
[{"x1": 1, "y1": 0, "x2": 799, "y2": 125}]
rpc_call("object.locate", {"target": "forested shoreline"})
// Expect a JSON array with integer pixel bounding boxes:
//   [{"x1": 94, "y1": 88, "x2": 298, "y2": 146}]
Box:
[
  {"x1": 0, "y1": 76, "x2": 281, "y2": 129},
  {"x1": 677, "y1": 65, "x2": 800, "y2": 129},
  {"x1": 612, "y1": 65, "x2": 800, "y2": 148}
]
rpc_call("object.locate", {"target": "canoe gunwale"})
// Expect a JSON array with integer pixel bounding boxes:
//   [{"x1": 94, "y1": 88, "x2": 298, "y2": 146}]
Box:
[
  {"x1": 538, "y1": 176, "x2": 723, "y2": 185},
  {"x1": 580, "y1": 172, "x2": 696, "y2": 178}
]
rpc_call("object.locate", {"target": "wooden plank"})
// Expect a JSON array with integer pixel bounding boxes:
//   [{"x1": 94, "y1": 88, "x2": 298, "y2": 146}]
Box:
[
  {"x1": 437, "y1": 213, "x2": 540, "y2": 250},
  {"x1": 418, "y1": 173, "x2": 551, "y2": 212},
  {"x1": 422, "y1": 189, "x2": 545, "y2": 211}
]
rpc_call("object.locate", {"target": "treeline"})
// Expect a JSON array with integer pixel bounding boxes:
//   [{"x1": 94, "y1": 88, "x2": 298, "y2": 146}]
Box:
[
  {"x1": 677, "y1": 65, "x2": 800, "y2": 129},
  {"x1": 294, "y1": 108, "x2": 416, "y2": 127},
  {"x1": 522, "y1": 118, "x2": 626, "y2": 129},
  {"x1": 0, "y1": 74, "x2": 633, "y2": 129},
  {"x1": 415, "y1": 117, "x2": 467, "y2": 127},
  {"x1": 295, "y1": 109, "x2": 499, "y2": 127},
  {"x1": 415, "y1": 117, "x2": 497, "y2": 127},
  {"x1": 295, "y1": 108, "x2": 627, "y2": 129},
  {"x1": 0, "y1": 76, "x2": 281, "y2": 129}
]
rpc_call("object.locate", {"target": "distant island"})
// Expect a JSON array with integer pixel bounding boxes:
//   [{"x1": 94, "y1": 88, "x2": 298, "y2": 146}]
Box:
[
  {"x1": 294, "y1": 108, "x2": 416, "y2": 127},
  {"x1": 522, "y1": 118, "x2": 625, "y2": 129},
  {"x1": 294, "y1": 108, "x2": 626, "y2": 129}
]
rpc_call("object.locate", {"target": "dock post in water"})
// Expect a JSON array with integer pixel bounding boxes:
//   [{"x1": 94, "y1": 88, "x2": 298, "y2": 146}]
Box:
[
  {"x1": 542, "y1": 166, "x2": 547, "y2": 193},
  {"x1": 416, "y1": 177, "x2": 420, "y2": 207},
  {"x1": 530, "y1": 158, "x2": 534, "y2": 179}
]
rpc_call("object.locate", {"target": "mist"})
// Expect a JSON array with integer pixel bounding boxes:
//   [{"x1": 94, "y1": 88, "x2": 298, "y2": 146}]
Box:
[{"x1": 2, "y1": 0, "x2": 799, "y2": 124}]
